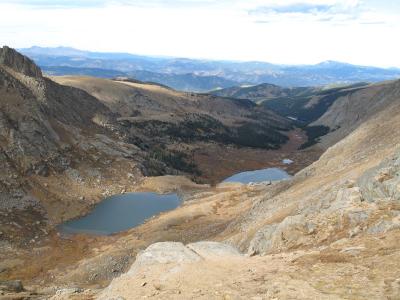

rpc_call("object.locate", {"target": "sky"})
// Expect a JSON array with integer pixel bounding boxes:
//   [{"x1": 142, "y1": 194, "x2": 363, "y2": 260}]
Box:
[{"x1": 0, "y1": 0, "x2": 399, "y2": 67}]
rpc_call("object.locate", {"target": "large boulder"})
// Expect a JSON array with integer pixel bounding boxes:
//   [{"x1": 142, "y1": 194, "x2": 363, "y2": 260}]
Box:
[
  {"x1": 247, "y1": 224, "x2": 278, "y2": 256},
  {"x1": 129, "y1": 241, "x2": 242, "y2": 275},
  {"x1": 358, "y1": 151, "x2": 400, "y2": 203},
  {"x1": 247, "y1": 215, "x2": 315, "y2": 255},
  {"x1": 128, "y1": 242, "x2": 202, "y2": 274},
  {"x1": 186, "y1": 241, "x2": 241, "y2": 259}
]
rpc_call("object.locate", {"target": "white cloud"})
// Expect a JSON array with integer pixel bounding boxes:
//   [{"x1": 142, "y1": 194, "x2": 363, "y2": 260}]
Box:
[{"x1": 0, "y1": 0, "x2": 399, "y2": 67}]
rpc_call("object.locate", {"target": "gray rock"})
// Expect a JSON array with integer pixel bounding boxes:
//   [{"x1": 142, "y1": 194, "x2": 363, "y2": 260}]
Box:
[
  {"x1": 65, "y1": 168, "x2": 83, "y2": 183},
  {"x1": 128, "y1": 241, "x2": 242, "y2": 275},
  {"x1": 329, "y1": 187, "x2": 363, "y2": 212},
  {"x1": 0, "y1": 280, "x2": 24, "y2": 292},
  {"x1": 347, "y1": 210, "x2": 370, "y2": 225},
  {"x1": 247, "y1": 214, "x2": 317, "y2": 255},
  {"x1": 128, "y1": 242, "x2": 201, "y2": 274},
  {"x1": 54, "y1": 287, "x2": 84, "y2": 297},
  {"x1": 187, "y1": 241, "x2": 241, "y2": 258},
  {"x1": 247, "y1": 224, "x2": 278, "y2": 256},
  {"x1": 367, "y1": 219, "x2": 400, "y2": 234},
  {"x1": 358, "y1": 151, "x2": 400, "y2": 203},
  {"x1": 0, "y1": 46, "x2": 42, "y2": 77}
]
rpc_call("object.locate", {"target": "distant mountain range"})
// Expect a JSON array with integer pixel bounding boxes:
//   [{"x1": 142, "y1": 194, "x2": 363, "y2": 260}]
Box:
[{"x1": 19, "y1": 46, "x2": 400, "y2": 92}]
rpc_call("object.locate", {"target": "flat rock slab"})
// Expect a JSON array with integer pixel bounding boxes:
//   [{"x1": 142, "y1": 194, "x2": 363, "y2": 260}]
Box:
[
  {"x1": 187, "y1": 241, "x2": 242, "y2": 259},
  {"x1": 128, "y1": 242, "x2": 201, "y2": 274},
  {"x1": 128, "y1": 241, "x2": 242, "y2": 275}
]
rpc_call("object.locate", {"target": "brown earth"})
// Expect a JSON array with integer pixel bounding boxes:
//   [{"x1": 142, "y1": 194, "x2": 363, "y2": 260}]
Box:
[{"x1": 192, "y1": 129, "x2": 322, "y2": 184}]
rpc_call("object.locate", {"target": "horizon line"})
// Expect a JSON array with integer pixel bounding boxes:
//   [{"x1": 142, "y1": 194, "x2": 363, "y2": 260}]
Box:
[{"x1": 14, "y1": 45, "x2": 400, "y2": 70}]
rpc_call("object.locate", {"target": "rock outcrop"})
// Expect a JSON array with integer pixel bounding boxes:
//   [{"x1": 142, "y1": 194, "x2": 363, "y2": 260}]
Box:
[
  {"x1": 0, "y1": 46, "x2": 42, "y2": 77},
  {"x1": 127, "y1": 241, "x2": 242, "y2": 276},
  {"x1": 98, "y1": 241, "x2": 242, "y2": 300}
]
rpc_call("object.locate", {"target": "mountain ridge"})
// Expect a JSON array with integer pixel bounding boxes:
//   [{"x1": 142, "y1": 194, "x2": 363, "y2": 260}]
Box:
[
  {"x1": 18, "y1": 46, "x2": 400, "y2": 92},
  {"x1": 20, "y1": 46, "x2": 400, "y2": 69}
]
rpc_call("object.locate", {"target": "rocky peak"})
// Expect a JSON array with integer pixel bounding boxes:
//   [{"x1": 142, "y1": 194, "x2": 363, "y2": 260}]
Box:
[{"x1": 0, "y1": 46, "x2": 42, "y2": 77}]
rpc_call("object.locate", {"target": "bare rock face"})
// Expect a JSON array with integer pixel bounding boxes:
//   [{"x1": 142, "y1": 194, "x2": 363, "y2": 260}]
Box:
[
  {"x1": 99, "y1": 241, "x2": 242, "y2": 300},
  {"x1": 125, "y1": 242, "x2": 242, "y2": 276},
  {"x1": 0, "y1": 46, "x2": 42, "y2": 77},
  {"x1": 247, "y1": 215, "x2": 314, "y2": 256},
  {"x1": 186, "y1": 241, "x2": 241, "y2": 259},
  {"x1": 245, "y1": 149, "x2": 400, "y2": 256},
  {"x1": 129, "y1": 242, "x2": 202, "y2": 274},
  {"x1": 358, "y1": 150, "x2": 400, "y2": 203},
  {"x1": 247, "y1": 224, "x2": 278, "y2": 256},
  {"x1": 0, "y1": 280, "x2": 24, "y2": 292}
]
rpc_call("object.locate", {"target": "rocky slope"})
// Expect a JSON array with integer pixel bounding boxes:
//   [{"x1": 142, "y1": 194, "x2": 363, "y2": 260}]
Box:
[
  {"x1": 218, "y1": 81, "x2": 391, "y2": 150},
  {"x1": 86, "y1": 79, "x2": 400, "y2": 299},
  {"x1": 0, "y1": 46, "x2": 42, "y2": 78},
  {"x1": 309, "y1": 80, "x2": 398, "y2": 148},
  {"x1": 0, "y1": 47, "x2": 151, "y2": 247},
  {"x1": 269, "y1": 80, "x2": 400, "y2": 150}
]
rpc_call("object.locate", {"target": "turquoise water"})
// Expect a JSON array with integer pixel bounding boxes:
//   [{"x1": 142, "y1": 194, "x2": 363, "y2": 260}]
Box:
[
  {"x1": 58, "y1": 192, "x2": 181, "y2": 235},
  {"x1": 222, "y1": 167, "x2": 291, "y2": 184}
]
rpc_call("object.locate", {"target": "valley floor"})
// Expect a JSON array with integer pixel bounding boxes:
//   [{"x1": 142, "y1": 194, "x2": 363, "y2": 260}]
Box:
[{"x1": 192, "y1": 129, "x2": 321, "y2": 183}]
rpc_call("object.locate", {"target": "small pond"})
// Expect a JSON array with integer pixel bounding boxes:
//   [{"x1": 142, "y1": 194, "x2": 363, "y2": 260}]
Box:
[
  {"x1": 282, "y1": 159, "x2": 294, "y2": 165},
  {"x1": 58, "y1": 192, "x2": 181, "y2": 235},
  {"x1": 222, "y1": 167, "x2": 291, "y2": 184}
]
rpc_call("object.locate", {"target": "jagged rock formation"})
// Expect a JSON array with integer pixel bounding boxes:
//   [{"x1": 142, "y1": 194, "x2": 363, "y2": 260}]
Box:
[{"x1": 0, "y1": 46, "x2": 42, "y2": 78}]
